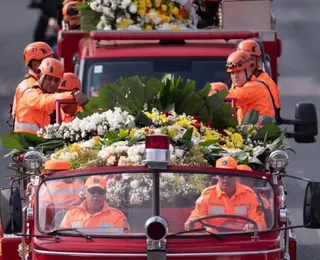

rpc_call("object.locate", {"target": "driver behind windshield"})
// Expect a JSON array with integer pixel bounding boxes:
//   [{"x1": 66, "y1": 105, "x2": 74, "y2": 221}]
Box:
[
  {"x1": 60, "y1": 175, "x2": 131, "y2": 233},
  {"x1": 184, "y1": 156, "x2": 266, "y2": 232}
]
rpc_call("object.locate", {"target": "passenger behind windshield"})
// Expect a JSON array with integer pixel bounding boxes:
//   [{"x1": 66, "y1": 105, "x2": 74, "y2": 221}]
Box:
[
  {"x1": 184, "y1": 156, "x2": 267, "y2": 232},
  {"x1": 60, "y1": 175, "x2": 131, "y2": 233}
]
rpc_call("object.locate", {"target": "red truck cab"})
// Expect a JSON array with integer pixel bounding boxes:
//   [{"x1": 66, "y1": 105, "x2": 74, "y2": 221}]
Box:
[{"x1": 58, "y1": 30, "x2": 281, "y2": 97}]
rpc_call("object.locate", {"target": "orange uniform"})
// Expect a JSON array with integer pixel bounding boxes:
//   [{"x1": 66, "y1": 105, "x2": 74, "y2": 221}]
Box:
[
  {"x1": 60, "y1": 201, "x2": 130, "y2": 231},
  {"x1": 12, "y1": 70, "x2": 38, "y2": 118},
  {"x1": 14, "y1": 86, "x2": 74, "y2": 134},
  {"x1": 39, "y1": 179, "x2": 84, "y2": 208},
  {"x1": 187, "y1": 182, "x2": 267, "y2": 231},
  {"x1": 227, "y1": 76, "x2": 275, "y2": 123}
]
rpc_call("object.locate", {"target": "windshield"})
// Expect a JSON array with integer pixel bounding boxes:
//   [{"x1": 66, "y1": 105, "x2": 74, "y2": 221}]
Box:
[
  {"x1": 82, "y1": 58, "x2": 231, "y2": 97},
  {"x1": 37, "y1": 172, "x2": 274, "y2": 236}
]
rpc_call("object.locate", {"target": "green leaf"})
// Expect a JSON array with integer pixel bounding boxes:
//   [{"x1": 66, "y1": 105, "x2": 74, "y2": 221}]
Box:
[
  {"x1": 0, "y1": 134, "x2": 25, "y2": 151},
  {"x1": 179, "y1": 139, "x2": 193, "y2": 150},
  {"x1": 241, "y1": 110, "x2": 259, "y2": 125},
  {"x1": 3, "y1": 149, "x2": 22, "y2": 158},
  {"x1": 135, "y1": 111, "x2": 153, "y2": 127},
  {"x1": 253, "y1": 123, "x2": 281, "y2": 140},
  {"x1": 182, "y1": 128, "x2": 193, "y2": 141},
  {"x1": 199, "y1": 139, "x2": 219, "y2": 147},
  {"x1": 106, "y1": 131, "x2": 118, "y2": 141},
  {"x1": 118, "y1": 129, "x2": 129, "y2": 139}
]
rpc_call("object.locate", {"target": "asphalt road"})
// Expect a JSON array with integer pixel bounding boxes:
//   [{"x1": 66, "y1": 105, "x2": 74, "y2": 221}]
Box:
[{"x1": 0, "y1": 0, "x2": 320, "y2": 259}]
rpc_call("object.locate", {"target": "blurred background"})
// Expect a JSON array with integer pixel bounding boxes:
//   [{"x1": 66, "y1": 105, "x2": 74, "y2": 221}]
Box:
[{"x1": 0, "y1": 0, "x2": 319, "y2": 258}]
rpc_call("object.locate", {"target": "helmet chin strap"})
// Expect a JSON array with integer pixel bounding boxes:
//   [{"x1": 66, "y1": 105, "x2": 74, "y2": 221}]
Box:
[{"x1": 245, "y1": 69, "x2": 253, "y2": 81}]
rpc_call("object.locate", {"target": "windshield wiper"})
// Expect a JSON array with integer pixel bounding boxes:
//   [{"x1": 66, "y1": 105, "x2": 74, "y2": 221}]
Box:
[
  {"x1": 167, "y1": 228, "x2": 224, "y2": 240},
  {"x1": 46, "y1": 228, "x2": 92, "y2": 241}
]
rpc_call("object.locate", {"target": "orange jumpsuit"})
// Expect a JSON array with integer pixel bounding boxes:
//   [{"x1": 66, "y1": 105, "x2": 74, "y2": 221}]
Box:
[
  {"x1": 12, "y1": 70, "x2": 38, "y2": 118},
  {"x1": 256, "y1": 71, "x2": 281, "y2": 116},
  {"x1": 187, "y1": 182, "x2": 266, "y2": 231},
  {"x1": 60, "y1": 201, "x2": 130, "y2": 232},
  {"x1": 14, "y1": 85, "x2": 74, "y2": 134},
  {"x1": 39, "y1": 179, "x2": 84, "y2": 208},
  {"x1": 227, "y1": 76, "x2": 275, "y2": 123}
]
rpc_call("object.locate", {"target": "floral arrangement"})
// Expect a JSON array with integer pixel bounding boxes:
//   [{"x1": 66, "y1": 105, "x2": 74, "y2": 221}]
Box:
[
  {"x1": 47, "y1": 107, "x2": 286, "y2": 170},
  {"x1": 79, "y1": 0, "x2": 195, "y2": 31}
]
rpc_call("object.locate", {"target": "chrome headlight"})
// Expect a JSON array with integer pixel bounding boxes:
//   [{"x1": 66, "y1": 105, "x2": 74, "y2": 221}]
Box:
[
  {"x1": 23, "y1": 150, "x2": 43, "y2": 173},
  {"x1": 269, "y1": 150, "x2": 289, "y2": 172}
]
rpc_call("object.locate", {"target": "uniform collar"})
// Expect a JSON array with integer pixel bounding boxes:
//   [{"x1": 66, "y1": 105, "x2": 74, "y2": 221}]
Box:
[{"x1": 216, "y1": 182, "x2": 247, "y2": 198}]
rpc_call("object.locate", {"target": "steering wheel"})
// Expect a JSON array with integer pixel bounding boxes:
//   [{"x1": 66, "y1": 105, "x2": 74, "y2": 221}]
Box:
[{"x1": 189, "y1": 214, "x2": 258, "y2": 233}]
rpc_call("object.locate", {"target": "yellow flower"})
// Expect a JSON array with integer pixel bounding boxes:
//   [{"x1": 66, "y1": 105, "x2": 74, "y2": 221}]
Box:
[
  {"x1": 70, "y1": 143, "x2": 81, "y2": 153},
  {"x1": 145, "y1": 25, "x2": 153, "y2": 30},
  {"x1": 176, "y1": 119, "x2": 189, "y2": 127},
  {"x1": 92, "y1": 136, "x2": 100, "y2": 145},
  {"x1": 161, "y1": 4, "x2": 167, "y2": 11},
  {"x1": 155, "y1": 0, "x2": 162, "y2": 7},
  {"x1": 119, "y1": 18, "x2": 132, "y2": 29},
  {"x1": 224, "y1": 129, "x2": 233, "y2": 136},
  {"x1": 138, "y1": 8, "x2": 146, "y2": 15},
  {"x1": 170, "y1": 25, "x2": 181, "y2": 30},
  {"x1": 160, "y1": 114, "x2": 167, "y2": 123},
  {"x1": 231, "y1": 133, "x2": 243, "y2": 148},
  {"x1": 129, "y1": 128, "x2": 136, "y2": 137},
  {"x1": 171, "y1": 6, "x2": 179, "y2": 15},
  {"x1": 159, "y1": 14, "x2": 170, "y2": 23}
]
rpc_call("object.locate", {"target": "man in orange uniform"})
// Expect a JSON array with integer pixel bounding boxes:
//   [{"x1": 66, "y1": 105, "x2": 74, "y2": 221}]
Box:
[
  {"x1": 9, "y1": 42, "x2": 53, "y2": 127},
  {"x1": 237, "y1": 39, "x2": 281, "y2": 123},
  {"x1": 208, "y1": 82, "x2": 228, "y2": 96},
  {"x1": 58, "y1": 72, "x2": 84, "y2": 123},
  {"x1": 60, "y1": 175, "x2": 130, "y2": 232},
  {"x1": 14, "y1": 57, "x2": 88, "y2": 135},
  {"x1": 226, "y1": 50, "x2": 275, "y2": 123},
  {"x1": 185, "y1": 156, "x2": 266, "y2": 232}
]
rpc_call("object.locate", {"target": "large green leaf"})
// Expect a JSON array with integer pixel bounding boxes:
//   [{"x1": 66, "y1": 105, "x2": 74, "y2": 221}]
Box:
[
  {"x1": 0, "y1": 134, "x2": 25, "y2": 151},
  {"x1": 241, "y1": 110, "x2": 259, "y2": 125},
  {"x1": 253, "y1": 122, "x2": 281, "y2": 140}
]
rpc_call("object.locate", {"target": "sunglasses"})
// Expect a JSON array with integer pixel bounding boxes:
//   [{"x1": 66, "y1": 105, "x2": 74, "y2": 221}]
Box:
[{"x1": 87, "y1": 187, "x2": 105, "y2": 195}]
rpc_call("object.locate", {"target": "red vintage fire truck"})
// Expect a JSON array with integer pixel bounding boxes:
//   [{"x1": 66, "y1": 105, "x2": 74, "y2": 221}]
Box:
[
  {"x1": 0, "y1": 131, "x2": 320, "y2": 260},
  {"x1": 57, "y1": 0, "x2": 281, "y2": 98}
]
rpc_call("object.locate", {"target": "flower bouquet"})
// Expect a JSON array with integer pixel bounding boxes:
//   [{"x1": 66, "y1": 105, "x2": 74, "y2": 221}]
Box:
[{"x1": 78, "y1": 0, "x2": 196, "y2": 31}]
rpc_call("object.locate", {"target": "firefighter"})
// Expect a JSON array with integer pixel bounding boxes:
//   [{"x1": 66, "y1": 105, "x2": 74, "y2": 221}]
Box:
[
  {"x1": 60, "y1": 175, "x2": 130, "y2": 232},
  {"x1": 62, "y1": 0, "x2": 81, "y2": 30},
  {"x1": 237, "y1": 39, "x2": 281, "y2": 123},
  {"x1": 184, "y1": 156, "x2": 266, "y2": 232},
  {"x1": 226, "y1": 50, "x2": 275, "y2": 124},
  {"x1": 208, "y1": 82, "x2": 228, "y2": 96},
  {"x1": 58, "y1": 72, "x2": 85, "y2": 123},
  {"x1": 9, "y1": 42, "x2": 54, "y2": 128},
  {"x1": 14, "y1": 57, "x2": 88, "y2": 135}
]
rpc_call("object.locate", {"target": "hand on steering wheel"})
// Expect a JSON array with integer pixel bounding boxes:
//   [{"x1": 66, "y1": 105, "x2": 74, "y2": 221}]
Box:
[{"x1": 186, "y1": 214, "x2": 258, "y2": 233}]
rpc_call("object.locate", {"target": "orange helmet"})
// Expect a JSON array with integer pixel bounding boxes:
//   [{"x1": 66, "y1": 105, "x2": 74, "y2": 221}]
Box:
[
  {"x1": 37, "y1": 58, "x2": 64, "y2": 79},
  {"x1": 237, "y1": 39, "x2": 262, "y2": 57},
  {"x1": 209, "y1": 82, "x2": 228, "y2": 96},
  {"x1": 63, "y1": 1, "x2": 80, "y2": 28},
  {"x1": 59, "y1": 73, "x2": 81, "y2": 91},
  {"x1": 23, "y1": 42, "x2": 54, "y2": 66},
  {"x1": 226, "y1": 50, "x2": 254, "y2": 72},
  {"x1": 237, "y1": 165, "x2": 253, "y2": 171}
]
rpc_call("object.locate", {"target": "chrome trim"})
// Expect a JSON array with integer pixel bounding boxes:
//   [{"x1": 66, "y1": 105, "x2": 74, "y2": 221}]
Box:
[{"x1": 33, "y1": 247, "x2": 282, "y2": 257}]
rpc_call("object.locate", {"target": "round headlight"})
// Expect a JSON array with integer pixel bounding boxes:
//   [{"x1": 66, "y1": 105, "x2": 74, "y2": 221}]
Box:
[
  {"x1": 268, "y1": 150, "x2": 289, "y2": 171},
  {"x1": 23, "y1": 150, "x2": 43, "y2": 173},
  {"x1": 145, "y1": 216, "x2": 168, "y2": 241}
]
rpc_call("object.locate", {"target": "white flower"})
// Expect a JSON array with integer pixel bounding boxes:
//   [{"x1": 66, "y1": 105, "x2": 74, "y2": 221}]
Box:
[
  {"x1": 129, "y1": 4, "x2": 137, "y2": 13},
  {"x1": 175, "y1": 149, "x2": 185, "y2": 158},
  {"x1": 130, "y1": 180, "x2": 139, "y2": 189}
]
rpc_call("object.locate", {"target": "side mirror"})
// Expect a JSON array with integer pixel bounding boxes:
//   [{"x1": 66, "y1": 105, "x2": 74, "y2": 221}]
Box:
[
  {"x1": 0, "y1": 187, "x2": 23, "y2": 234},
  {"x1": 303, "y1": 182, "x2": 320, "y2": 229},
  {"x1": 294, "y1": 103, "x2": 318, "y2": 143}
]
